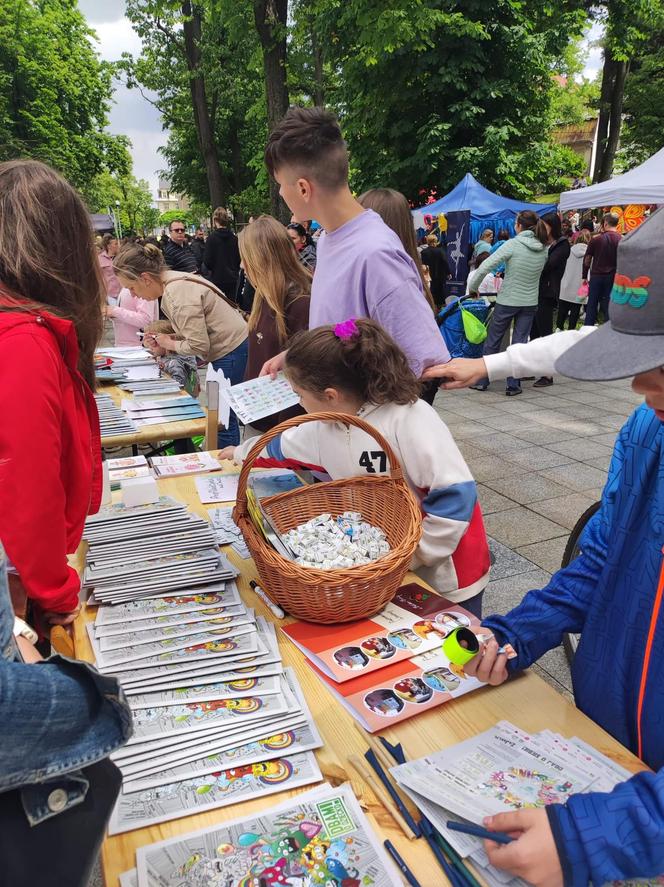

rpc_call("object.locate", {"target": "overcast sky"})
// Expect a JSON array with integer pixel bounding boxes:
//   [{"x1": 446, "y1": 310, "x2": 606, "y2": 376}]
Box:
[{"x1": 78, "y1": 2, "x2": 605, "y2": 202}]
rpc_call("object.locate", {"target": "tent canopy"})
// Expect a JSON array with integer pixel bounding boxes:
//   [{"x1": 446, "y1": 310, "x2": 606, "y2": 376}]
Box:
[
  {"x1": 412, "y1": 173, "x2": 556, "y2": 240},
  {"x1": 90, "y1": 212, "x2": 115, "y2": 232},
  {"x1": 559, "y1": 146, "x2": 664, "y2": 211}
]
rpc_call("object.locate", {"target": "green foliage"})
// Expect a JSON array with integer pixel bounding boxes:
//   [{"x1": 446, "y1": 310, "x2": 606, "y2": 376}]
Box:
[
  {"x1": 88, "y1": 167, "x2": 159, "y2": 235},
  {"x1": 122, "y1": 0, "x2": 269, "y2": 216},
  {"x1": 0, "y1": 0, "x2": 127, "y2": 192},
  {"x1": 619, "y1": 16, "x2": 664, "y2": 167},
  {"x1": 301, "y1": 0, "x2": 589, "y2": 201},
  {"x1": 158, "y1": 208, "x2": 200, "y2": 228}
]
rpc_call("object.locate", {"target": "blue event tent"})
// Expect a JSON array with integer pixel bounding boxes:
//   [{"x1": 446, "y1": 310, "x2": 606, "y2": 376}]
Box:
[{"x1": 412, "y1": 173, "x2": 556, "y2": 242}]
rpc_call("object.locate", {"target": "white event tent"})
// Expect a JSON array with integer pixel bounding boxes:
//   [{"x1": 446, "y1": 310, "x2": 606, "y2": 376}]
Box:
[{"x1": 559, "y1": 146, "x2": 664, "y2": 211}]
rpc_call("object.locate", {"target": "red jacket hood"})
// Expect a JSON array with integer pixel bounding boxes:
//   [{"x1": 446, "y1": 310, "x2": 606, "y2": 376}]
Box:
[{"x1": 0, "y1": 307, "x2": 81, "y2": 373}]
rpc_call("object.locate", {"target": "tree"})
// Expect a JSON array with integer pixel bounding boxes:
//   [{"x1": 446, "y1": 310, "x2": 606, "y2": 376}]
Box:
[
  {"x1": 0, "y1": 0, "x2": 127, "y2": 193},
  {"x1": 122, "y1": 0, "x2": 268, "y2": 217},
  {"x1": 619, "y1": 16, "x2": 664, "y2": 168},
  {"x1": 303, "y1": 0, "x2": 588, "y2": 200},
  {"x1": 158, "y1": 208, "x2": 200, "y2": 228},
  {"x1": 590, "y1": 0, "x2": 662, "y2": 181},
  {"x1": 88, "y1": 164, "x2": 160, "y2": 236},
  {"x1": 253, "y1": 0, "x2": 290, "y2": 219}
]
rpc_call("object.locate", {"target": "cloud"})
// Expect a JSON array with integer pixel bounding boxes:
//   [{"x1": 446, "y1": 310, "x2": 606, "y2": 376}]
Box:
[
  {"x1": 78, "y1": 0, "x2": 127, "y2": 25},
  {"x1": 581, "y1": 21, "x2": 604, "y2": 81}
]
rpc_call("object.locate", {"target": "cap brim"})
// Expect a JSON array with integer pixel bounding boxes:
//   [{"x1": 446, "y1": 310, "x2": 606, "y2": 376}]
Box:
[{"x1": 555, "y1": 323, "x2": 664, "y2": 381}]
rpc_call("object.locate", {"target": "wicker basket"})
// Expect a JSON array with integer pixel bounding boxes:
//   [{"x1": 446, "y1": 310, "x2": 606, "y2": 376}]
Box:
[{"x1": 233, "y1": 411, "x2": 422, "y2": 624}]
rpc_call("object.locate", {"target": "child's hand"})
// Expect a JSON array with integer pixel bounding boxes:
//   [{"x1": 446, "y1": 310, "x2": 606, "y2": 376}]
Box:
[
  {"x1": 422, "y1": 357, "x2": 487, "y2": 389},
  {"x1": 217, "y1": 446, "x2": 238, "y2": 462},
  {"x1": 259, "y1": 349, "x2": 287, "y2": 379},
  {"x1": 154, "y1": 333, "x2": 177, "y2": 351},
  {"x1": 463, "y1": 632, "x2": 509, "y2": 686},
  {"x1": 483, "y1": 809, "x2": 563, "y2": 887}
]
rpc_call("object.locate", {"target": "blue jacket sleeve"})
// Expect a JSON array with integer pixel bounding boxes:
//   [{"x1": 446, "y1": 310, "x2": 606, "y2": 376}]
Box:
[
  {"x1": 547, "y1": 768, "x2": 664, "y2": 885},
  {"x1": 481, "y1": 416, "x2": 623, "y2": 669}
]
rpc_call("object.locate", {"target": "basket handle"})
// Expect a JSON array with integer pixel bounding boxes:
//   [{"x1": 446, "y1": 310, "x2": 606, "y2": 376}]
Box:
[{"x1": 235, "y1": 410, "x2": 406, "y2": 516}]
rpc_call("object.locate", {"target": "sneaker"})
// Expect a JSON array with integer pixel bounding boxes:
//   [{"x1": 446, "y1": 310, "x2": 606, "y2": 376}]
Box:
[
  {"x1": 470, "y1": 383, "x2": 489, "y2": 391},
  {"x1": 533, "y1": 376, "x2": 554, "y2": 387},
  {"x1": 505, "y1": 387, "x2": 522, "y2": 397}
]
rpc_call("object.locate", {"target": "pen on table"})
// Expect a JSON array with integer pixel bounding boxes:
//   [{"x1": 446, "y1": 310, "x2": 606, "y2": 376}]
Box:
[
  {"x1": 347, "y1": 754, "x2": 417, "y2": 840},
  {"x1": 432, "y1": 832, "x2": 484, "y2": 887},
  {"x1": 420, "y1": 817, "x2": 467, "y2": 887},
  {"x1": 363, "y1": 748, "x2": 421, "y2": 837},
  {"x1": 383, "y1": 839, "x2": 422, "y2": 887},
  {"x1": 446, "y1": 820, "x2": 515, "y2": 845},
  {"x1": 249, "y1": 580, "x2": 284, "y2": 619}
]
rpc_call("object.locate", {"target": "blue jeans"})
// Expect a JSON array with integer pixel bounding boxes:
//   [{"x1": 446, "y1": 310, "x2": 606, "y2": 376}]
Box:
[
  {"x1": 211, "y1": 338, "x2": 249, "y2": 447},
  {"x1": 479, "y1": 304, "x2": 537, "y2": 390},
  {"x1": 584, "y1": 274, "x2": 613, "y2": 325}
]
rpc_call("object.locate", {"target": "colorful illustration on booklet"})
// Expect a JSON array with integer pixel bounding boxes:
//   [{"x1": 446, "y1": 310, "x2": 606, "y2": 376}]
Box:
[
  {"x1": 183, "y1": 639, "x2": 236, "y2": 654},
  {"x1": 227, "y1": 678, "x2": 259, "y2": 691},
  {"x1": 423, "y1": 666, "x2": 461, "y2": 692},
  {"x1": 360, "y1": 637, "x2": 396, "y2": 660},
  {"x1": 364, "y1": 689, "x2": 404, "y2": 717},
  {"x1": 260, "y1": 731, "x2": 296, "y2": 751},
  {"x1": 393, "y1": 678, "x2": 433, "y2": 705},
  {"x1": 196, "y1": 760, "x2": 295, "y2": 795},
  {"x1": 435, "y1": 612, "x2": 470, "y2": 635},
  {"x1": 448, "y1": 662, "x2": 468, "y2": 680},
  {"x1": 334, "y1": 646, "x2": 369, "y2": 670},
  {"x1": 180, "y1": 698, "x2": 263, "y2": 718},
  {"x1": 412, "y1": 619, "x2": 448, "y2": 641},
  {"x1": 386, "y1": 628, "x2": 422, "y2": 650},
  {"x1": 174, "y1": 593, "x2": 225, "y2": 605},
  {"x1": 391, "y1": 584, "x2": 447, "y2": 615},
  {"x1": 478, "y1": 768, "x2": 575, "y2": 809}
]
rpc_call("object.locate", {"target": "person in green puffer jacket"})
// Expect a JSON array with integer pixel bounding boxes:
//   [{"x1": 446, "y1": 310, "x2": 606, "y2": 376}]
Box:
[{"x1": 466, "y1": 209, "x2": 549, "y2": 396}]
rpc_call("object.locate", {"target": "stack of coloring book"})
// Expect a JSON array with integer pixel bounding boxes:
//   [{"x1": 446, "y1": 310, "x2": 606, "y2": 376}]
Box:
[{"x1": 83, "y1": 497, "x2": 323, "y2": 835}]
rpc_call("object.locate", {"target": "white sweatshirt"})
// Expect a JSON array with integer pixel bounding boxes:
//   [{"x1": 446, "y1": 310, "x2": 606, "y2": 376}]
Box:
[
  {"x1": 485, "y1": 328, "x2": 594, "y2": 381},
  {"x1": 234, "y1": 400, "x2": 491, "y2": 603}
]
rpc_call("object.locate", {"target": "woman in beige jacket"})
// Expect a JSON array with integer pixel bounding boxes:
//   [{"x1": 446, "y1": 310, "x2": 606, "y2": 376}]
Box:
[{"x1": 114, "y1": 243, "x2": 248, "y2": 446}]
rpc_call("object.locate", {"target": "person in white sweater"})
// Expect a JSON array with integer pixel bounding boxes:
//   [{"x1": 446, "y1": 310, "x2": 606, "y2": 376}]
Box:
[
  {"x1": 421, "y1": 327, "x2": 594, "y2": 389},
  {"x1": 219, "y1": 319, "x2": 491, "y2": 614}
]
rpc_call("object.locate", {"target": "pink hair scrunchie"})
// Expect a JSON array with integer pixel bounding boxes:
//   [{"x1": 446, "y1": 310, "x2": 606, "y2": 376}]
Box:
[{"x1": 333, "y1": 318, "x2": 359, "y2": 340}]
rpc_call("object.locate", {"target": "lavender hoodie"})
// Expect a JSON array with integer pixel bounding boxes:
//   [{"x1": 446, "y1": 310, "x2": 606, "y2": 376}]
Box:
[{"x1": 309, "y1": 209, "x2": 449, "y2": 376}]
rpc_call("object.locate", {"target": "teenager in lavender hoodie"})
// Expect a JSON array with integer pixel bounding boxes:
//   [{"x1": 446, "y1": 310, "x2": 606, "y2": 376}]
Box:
[{"x1": 260, "y1": 107, "x2": 449, "y2": 387}]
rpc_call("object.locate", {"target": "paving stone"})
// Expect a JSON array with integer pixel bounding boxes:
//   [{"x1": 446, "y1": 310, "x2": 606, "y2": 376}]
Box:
[
  {"x1": 487, "y1": 538, "x2": 544, "y2": 580},
  {"x1": 544, "y1": 439, "x2": 612, "y2": 461},
  {"x1": 441, "y1": 419, "x2": 494, "y2": 439},
  {"x1": 592, "y1": 413, "x2": 632, "y2": 431},
  {"x1": 476, "y1": 413, "x2": 540, "y2": 433},
  {"x1": 482, "y1": 567, "x2": 553, "y2": 615},
  {"x1": 471, "y1": 432, "x2": 532, "y2": 454},
  {"x1": 587, "y1": 432, "x2": 620, "y2": 447},
  {"x1": 538, "y1": 462, "x2": 608, "y2": 492},
  {"x1": 582, "y1": 453, "x2": 613, "y2": 472},
  {"x1": 477, "y1": 484, "x2": 515, "y2": 514},
  {"x1": 483, "y1": 507, "x2": 568, "y2": 548},
  {"x1": 440, "y1": 400, "x2": 504, "y2": 420},
  {"x1": 553, "y1": 389, "x2": 613, "y2": 406},
  {"x1": 517, "y1": 535, "x2": 569, "y2": 573},
  {"x1": 509, "y1": 426, "x2": 579, "y2": 445},
  {"x1": 526, "y1": 492, "x2": 599, "y2": 531},
  {"x1": 484, "y1": 473, "x2": 571, "y2": 505},
  {"x1": 503, "y1": 447, "x2": 575, "y2": 470},
  {"x1": 522, "y1": 393, "x2": 580, "y2": 411},
  {"x1": 461, "y1": 454, "x2": 524, "y2": 483}
]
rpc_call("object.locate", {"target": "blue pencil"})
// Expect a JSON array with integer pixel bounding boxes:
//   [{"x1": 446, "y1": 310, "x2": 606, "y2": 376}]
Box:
[
  {"x1": 383, "y1": 839, "x2": 423, "y2": 887},
  {"x1": 421, "y1": 817, "x2": 468, "y2": 887},
  {"x1": 446, "y1": 820, "x2": 515, "y2": 845},
  {"x1": 364, "y1": 749, "x2": 421, "y2": 837}
]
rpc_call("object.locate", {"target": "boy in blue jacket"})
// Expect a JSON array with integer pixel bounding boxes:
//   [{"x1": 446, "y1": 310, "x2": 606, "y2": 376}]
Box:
[{"x1": 465, "y1": 207, "x2": 664, "y2": 886}]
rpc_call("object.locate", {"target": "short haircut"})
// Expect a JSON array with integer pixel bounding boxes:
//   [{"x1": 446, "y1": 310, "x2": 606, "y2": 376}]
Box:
[
  {"x1": 144, "y1": 319, "x2": 175, "y2": 336},
  {"x1": 603, "y1": 212, "x2": 620, "y2": 228},
  {"x1": 212, "y1": 207, "x2": 229, "y2": 227},
  {"x1": 169, "y1": 219, "x2": 184, "y2": 231},
  {"x1": 425, "y1": 233, "x2": 439, "y2": 246},
  {"x1": 264, "y1": 106, "x2": 349, "y2": 190}
]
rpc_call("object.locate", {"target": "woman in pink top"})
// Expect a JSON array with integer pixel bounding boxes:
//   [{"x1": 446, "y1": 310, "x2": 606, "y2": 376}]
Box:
[
  {"x1": 98, "y1": 234, "x2": 121, "y2": 304},
  {"x1": 105, "y1": 287, "x2": 158, "y2": 346}
]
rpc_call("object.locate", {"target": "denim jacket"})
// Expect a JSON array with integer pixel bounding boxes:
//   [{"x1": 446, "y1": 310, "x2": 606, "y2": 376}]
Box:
[{"x1": 0, "y1": 545, "x2": 132, "y2": 824}]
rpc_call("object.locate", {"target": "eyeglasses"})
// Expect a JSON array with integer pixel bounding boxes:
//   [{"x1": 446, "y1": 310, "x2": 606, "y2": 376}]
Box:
[{"x1": 171, "y1": 228, "x2": 185, "y2": 233}]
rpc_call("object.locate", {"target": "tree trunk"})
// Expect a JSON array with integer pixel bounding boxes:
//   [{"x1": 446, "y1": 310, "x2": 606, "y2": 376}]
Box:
[
  {"x1": 253, "y1": 0, "x2": 290, "y2": 221},
  {"x1": 598, "y1": 59, "x2": 629, "y2": 182},
  {"x1": 181, "y1": 1, "x2": 228, "y2": 207},
  {"x1": 311, "y1": 21, "x2": 325, "y2": 107},
  {"x1": 594, "y1": 47, "x2": 616, "y2": 182}
]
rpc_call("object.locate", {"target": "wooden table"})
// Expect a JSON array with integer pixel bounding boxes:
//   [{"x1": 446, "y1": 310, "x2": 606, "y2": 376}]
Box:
[
  {"x1": 72, "y1": 472, "x2": 647, "y2": 887},
  {"x1": 98, "y1": 383, "x2": 209, "y2": 450}
]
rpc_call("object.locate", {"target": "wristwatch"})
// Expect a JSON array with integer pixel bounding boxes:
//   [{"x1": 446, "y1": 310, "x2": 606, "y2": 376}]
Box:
[{"x1": 13, "y1": 617, "x2": 38, "y2": 645}]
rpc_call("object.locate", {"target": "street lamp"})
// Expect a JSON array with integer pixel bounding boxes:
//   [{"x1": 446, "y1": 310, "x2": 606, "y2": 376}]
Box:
[{"x1": 114, "y1": 200, "x2": 123, "y2": 240}]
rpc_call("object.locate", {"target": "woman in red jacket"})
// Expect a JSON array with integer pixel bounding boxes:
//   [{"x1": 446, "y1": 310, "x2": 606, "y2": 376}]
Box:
[{"x1": 0, "y1": 159, "x2": 104, "y2": 628}]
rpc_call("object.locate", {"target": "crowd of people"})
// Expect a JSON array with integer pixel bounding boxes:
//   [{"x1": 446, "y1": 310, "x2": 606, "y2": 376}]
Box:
[{"x1": 1, "y1": 105, "x2": 663, "y2": 887}]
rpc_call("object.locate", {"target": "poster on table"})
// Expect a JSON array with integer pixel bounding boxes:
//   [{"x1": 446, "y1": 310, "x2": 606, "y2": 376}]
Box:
[{"x1": 444, "y1": 210, "x2": 471, "y2": 300}]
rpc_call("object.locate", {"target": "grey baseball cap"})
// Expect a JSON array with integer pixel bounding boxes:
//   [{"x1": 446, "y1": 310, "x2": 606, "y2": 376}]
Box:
[{"x1": 556, "y1": 206, "x2": 664, "y2": 381}]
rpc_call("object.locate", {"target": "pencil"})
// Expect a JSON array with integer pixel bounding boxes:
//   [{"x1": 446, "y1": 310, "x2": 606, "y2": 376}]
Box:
[
  {"x1": 364, "y1": 748, "x2": 422, "y2": 837},
  {"x1": 347, "y1": 754, "x2": 418, "y2": 840},
  {"x1": 420, "y1": 817, "x2": 467, "y2": 887},
  {"x1": 446, "y1": 820, "x2": 514, "y2": 845},
  {"x1": 383, "y1": 839, "x2": 423, "y2": 887},
  {"x1": 355, "y1": 722, "x2": 399, "y2": 773},
  {"x1": 432, "y1": 832, "x2": 484, "y2": 887}
]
